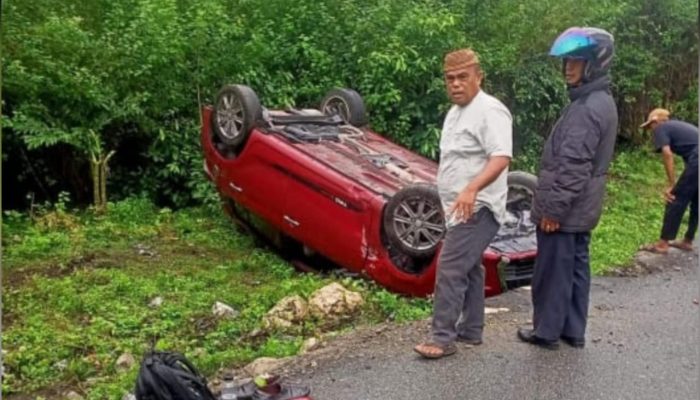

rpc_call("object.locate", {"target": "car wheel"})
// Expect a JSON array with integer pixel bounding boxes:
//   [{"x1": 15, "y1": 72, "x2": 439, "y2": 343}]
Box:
[
  {"x1": 383, "y1": 183, "x2": 446, "y2": 258},
  {"x1": 507, "y1": 171, "x2": 537, "y2": 211},
  {"x1": 320, "y1": 88, "x2": 368, "y2": 127},
  {"x1": 212, "y1": 84, "x2": 262, "y2": 150}
]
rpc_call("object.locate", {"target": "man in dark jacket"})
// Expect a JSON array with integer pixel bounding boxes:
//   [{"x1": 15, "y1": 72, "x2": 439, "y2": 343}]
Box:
[
  {"x1": 517, "y1": 27, "x2": 618, "y2": 349},
  {"x1": 639, "y1": 108, "x2": 698, "y2": 253}
]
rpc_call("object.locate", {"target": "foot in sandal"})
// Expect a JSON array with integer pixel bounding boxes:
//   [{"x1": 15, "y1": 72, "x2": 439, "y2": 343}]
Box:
[
  {"x1": 413, "y1": 342, "x2": 457, "y2": 359},
  {"x1": 639, "y1": 241, "x2": 669, "y2": 254},
  {"x1": 669, "y1": 239, "x2": 694, "y2": 252}
]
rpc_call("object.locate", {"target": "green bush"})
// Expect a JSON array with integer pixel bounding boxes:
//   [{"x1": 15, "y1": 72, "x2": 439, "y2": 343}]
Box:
[{"x1": 2, "y1": 0, "x2": 697, "y2": 208}]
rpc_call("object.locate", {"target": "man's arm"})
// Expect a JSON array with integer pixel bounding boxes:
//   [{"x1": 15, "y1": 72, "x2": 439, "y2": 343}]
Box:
[
  {"x1": 451, "y1": 156, "x2": 511, "y2": 221},
  {"x1": 661, "y1": 145, "x2": 676, "y2": 203},
  {"x1": 661, "y1": 145, "x2": 675, "y2": 185}
]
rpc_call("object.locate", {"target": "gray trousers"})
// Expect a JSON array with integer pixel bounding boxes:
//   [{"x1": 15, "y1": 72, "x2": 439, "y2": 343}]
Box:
[
  {"x1": 432, "y1": 208, "x2": 500, "y2": 345},
  {"x1": 532, "y1": 228, "x2": 591, "y2": 341}
]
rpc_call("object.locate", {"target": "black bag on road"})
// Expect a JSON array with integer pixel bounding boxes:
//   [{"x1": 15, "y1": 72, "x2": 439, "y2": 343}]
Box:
[{"x1": 135, "y1": 351, "x2": 217, "y2": 400}]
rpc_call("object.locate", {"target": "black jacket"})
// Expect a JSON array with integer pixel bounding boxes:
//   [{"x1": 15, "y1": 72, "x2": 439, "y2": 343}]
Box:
[{"x1": 531, "y1": 76, "x2": 618, "y2": 232}]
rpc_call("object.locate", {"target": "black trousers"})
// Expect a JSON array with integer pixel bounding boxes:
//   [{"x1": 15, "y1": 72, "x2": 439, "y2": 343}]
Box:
[
  {"x1": 531, "y1": 229, "x2": 591, "y2": 341},
  {"x1": 661, "y1": 159, "x2": 698, "y2": 241}
]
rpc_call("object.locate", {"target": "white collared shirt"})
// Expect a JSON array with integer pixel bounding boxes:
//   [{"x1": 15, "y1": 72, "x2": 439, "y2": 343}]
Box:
[{"x1": 437, "y1": 90, "x2": 513, "y2": 227}]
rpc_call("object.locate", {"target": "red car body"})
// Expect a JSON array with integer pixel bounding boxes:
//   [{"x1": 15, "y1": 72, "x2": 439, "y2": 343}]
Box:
[{"x1": 201, "y1": 102, "x2": 535, "y2": 297}]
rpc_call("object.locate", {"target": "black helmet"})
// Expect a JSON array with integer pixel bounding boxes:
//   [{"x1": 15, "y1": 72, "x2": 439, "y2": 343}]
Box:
[{"x1": 549, "y1": 27, "x2": 614, "y2": 82}]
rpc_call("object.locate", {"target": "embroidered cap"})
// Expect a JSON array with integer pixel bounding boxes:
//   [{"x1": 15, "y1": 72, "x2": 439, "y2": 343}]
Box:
[{"x1": 444, "y1": 49, "x2": 480, "y2": 72}]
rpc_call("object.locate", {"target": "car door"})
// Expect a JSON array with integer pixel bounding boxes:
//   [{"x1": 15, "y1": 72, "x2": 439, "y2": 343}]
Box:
[
  {"x1": 221, "y1": 134, "x2": 290, "y2": 231},
  {"x1": 280, "y1": 158, "x2": 369, "y2": 272}
]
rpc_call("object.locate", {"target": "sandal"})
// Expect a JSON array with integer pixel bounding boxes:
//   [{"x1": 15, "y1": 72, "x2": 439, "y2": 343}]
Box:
[
  {"x1": 413, "y1": 342, "x2": 457, "y2": 359},
  {"x1": 639, "y1": 243, "x2": 669, "y2": 254},
  {"x1": 669, "y1": 240, "x2": 694, "y2": 252}
]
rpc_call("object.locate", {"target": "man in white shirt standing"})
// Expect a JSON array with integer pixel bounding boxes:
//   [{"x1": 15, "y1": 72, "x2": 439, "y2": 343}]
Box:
[{"x1": 414, "y1": 49, "x2": 512, "y2": 358}]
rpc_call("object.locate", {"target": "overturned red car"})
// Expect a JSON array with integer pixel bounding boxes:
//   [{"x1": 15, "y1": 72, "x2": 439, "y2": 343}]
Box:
[{"x1": 200, "y1": 85, "x2": 537, "y2": 297}]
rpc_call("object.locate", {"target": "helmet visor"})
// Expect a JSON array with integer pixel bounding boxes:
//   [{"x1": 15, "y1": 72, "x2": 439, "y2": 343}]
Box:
[{"x1": 550, "y1": 30, "x2": 597, "y2": 57}]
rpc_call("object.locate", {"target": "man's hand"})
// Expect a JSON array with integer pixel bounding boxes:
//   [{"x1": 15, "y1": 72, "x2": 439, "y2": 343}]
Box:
[
  {"x1": 663, "y1": 186, "x2": 676, "y2": 203},
  {"x1": 540, "y1": 217, "x2": 560, "y2": 233},
  {"x1": 449, "y1": 186, "x2": 478, "y2": 222},
  {"x1": 448, "y1": 156, "x2": 510, "y2": 223}
]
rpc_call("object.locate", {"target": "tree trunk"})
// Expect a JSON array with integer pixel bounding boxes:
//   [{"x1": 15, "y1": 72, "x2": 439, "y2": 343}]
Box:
[
  {"x1": 90, "y1": 150, "x2": 115, "y2": 212},
  {"x1": 101, "y1": 150, "x2": 115, "y2": 210},
  {"x1": 90, "y1": 157, "x2": 101, "y2": 209}
]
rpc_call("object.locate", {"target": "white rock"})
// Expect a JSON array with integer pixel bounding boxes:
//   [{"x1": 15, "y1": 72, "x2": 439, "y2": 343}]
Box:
[
  {"x1": 484, "y1": 307, "x2": 510, "y2": 315},
  {"x1": 243, "y1": 357, "x2": 292, "y2": 377},
  {"x1": 54, "y1": 359, "x2": 69, "y2": 371},
  {"x1": 116, "y1": 353, "x2": 136, "y2": 372},
  {"x1": 308, "y1": 283, "x2": 364, "y2": 323},
  {"x1": 149, "y1": 296, "x2": 163, "y2": 308},
  {"x1": 212, "y1": 301, "x2": 239, "y2": 319},
  {"x1": 300, "y1": 337, "x2": 320, "y2": 353},
  {"x1": 192, "y1": 347, "x2": 206, "y2": 358},
  {"x1": 135, "y1": 243, "x2": 156, "y2": 257},
  {"x1": 64, "y1": 391, "x2": 84, "y2": 400},
  {"x1": 263, "y1": 295, "x2": 308, "y2": 330}
]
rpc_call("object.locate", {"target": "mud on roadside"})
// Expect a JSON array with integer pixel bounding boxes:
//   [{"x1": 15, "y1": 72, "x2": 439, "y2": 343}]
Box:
[{"x1": 605, "y1": 246, "x2": 698, "y2": 277}]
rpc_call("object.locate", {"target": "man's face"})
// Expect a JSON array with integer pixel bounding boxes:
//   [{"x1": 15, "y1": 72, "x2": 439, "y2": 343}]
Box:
[
  {"x1": 564, "y1": 58, "x2": 586, "y2": 86},
  {"x1": 444, "y1": 65, "x2": 482, "y2": 106}
]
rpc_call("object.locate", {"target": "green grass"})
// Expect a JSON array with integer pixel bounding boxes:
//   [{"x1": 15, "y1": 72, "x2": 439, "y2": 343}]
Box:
[
  {"x1": 1, "y1": 149, "x2": 671, "y2": 398},
  {"x1": 2, "y1": 198, "x2": 427, "y2": 399},
  {"x1": 589, "y1": 148, "x2": 673, "y2": 274}
]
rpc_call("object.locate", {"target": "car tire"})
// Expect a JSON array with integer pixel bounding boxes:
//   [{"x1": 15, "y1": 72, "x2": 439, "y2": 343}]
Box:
[
  {"x1": 507, "y1": 171, "x2": 538, "y2": 210},
  {"x1": 320, "y1": 88, "x2": 368, "y2": 127},
  {"x1": 383, "y1": 183, "x2": 446, "y2": 259},
  {"x1": 212, "y1": 84, "x2": 263, "y2": 150}
]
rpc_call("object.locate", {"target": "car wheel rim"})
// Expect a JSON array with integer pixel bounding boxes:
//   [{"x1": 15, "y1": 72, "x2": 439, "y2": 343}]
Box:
[
  {"x1": 392, "y1": 196, "x2": 445, "y2": 251},
  {"x1": 322, "y1": 96, "x2": 351, "y2": 122},
  {"x1": 216, "y1": 92, "x2": 244, "y2": 140}
]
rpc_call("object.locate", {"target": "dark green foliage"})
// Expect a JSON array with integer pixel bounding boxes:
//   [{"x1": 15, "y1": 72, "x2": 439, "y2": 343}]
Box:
[{"x1": 2, "y1": 0, "x2": 697, "y2": 208}]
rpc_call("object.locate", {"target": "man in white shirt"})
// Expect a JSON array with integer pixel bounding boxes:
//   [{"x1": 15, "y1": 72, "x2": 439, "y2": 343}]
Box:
[{"x1": 414, "y1": 49, "x2": 512, "y2": 358}]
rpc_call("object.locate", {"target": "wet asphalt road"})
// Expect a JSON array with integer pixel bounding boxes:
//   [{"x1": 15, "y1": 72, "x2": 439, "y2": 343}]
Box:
[{"x1": 290, "y1": 248, "x2": 699, "y2": 400}]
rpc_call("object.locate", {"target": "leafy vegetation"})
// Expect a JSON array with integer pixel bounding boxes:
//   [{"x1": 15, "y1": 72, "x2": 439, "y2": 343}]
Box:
[
  {"x1": 2, "y1": 0, "x2": 697, "y2": 208},
  {"x1": 1, "y1": 198, "x2": 429, "y2": 398},
  {"x1": 1, "y1": 148, "x2": 673, "y2": 398},
  {"x1": 590, "y1": 148, "x2": 678, "y2": 273}
]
